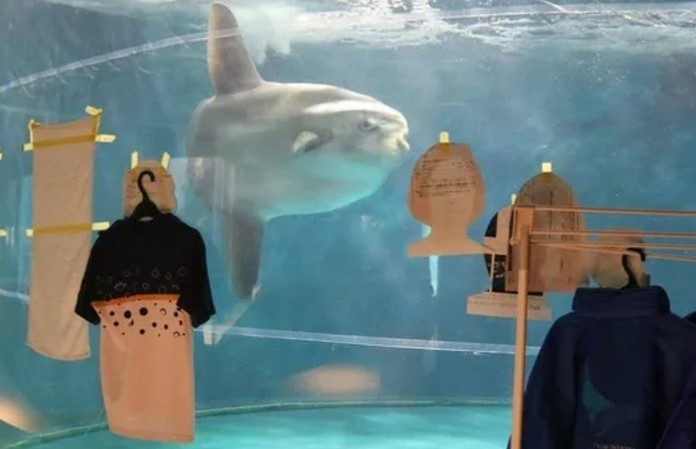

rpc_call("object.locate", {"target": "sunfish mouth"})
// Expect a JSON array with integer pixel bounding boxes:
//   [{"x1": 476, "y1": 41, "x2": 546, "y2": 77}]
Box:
[
  {"x1": 381, "y1": 129, "x2": 410, "y2": 153},
  {"x1": 398, "y1": 132, "x2": 410, "y2": 151}
]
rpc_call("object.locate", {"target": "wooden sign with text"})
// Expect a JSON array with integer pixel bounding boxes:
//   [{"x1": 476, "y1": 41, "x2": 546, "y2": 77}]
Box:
[
  {"x1": 467, "y1": 291, "x2": 552, "y2": 321},
  {"x1": 505, "y1": 171, "x2": 590, "y2": 293},
  {"x1": 408, "y1": 140, "x2": 490, "y2": 256}
]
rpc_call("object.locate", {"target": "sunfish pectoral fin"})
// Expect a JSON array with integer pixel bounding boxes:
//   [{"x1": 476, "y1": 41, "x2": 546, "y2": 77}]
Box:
[
  {"x1": 292, "y1": 130, "x2": 333, "y2": 153},
  {"x1": 208, "y1": 2, "x2": 263, "y2": 95},
  {"x1": 292, "y1": 131, "x2": 322, "y2": 153},
  {"x1": 224, "y1": 208, "x2": 265, "y2": 299}
]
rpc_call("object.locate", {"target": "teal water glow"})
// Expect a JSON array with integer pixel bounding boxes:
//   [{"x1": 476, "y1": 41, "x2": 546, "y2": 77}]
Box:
[{"x1": 24, "y1": 406, "x2": 511, "y2": 449}]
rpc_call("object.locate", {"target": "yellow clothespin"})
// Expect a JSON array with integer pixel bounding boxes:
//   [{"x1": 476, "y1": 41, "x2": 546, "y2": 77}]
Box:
[
  {"x1": 95, "y1": 134, "x2": 116, "y2": 143},
  {"x1": 22, "y1": 119, "x2": 40, "y2": 151},
  {"x1": 131, "y1": 151, "x2": 139, "y2": 169},
  {"x1": 511, "y1": 193, "x2": 517, "y2": 205},
  {"x1": 542, "y1": 161, "x2": 553, "y2": 173},
  {"x1": 161, "y1": 151, "x2": 170, "y2": 170},
  {"x1": 85, "y1": 106, "x2": 117, "y2": 143},
  {"x1": 439, "y1": 131, "x2": 450, "y2": 153},
  {"x1": 0, "y1": 229, "x2": 7, "y2": 238},
  {"x1": 85, "y1": 106, "x2": 102, "y2": 116}
]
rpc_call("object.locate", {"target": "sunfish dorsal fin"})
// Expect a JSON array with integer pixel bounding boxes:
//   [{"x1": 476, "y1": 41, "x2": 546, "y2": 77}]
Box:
[{"x1": 208, "y1": 2, "x2": 263, "y2": 95}]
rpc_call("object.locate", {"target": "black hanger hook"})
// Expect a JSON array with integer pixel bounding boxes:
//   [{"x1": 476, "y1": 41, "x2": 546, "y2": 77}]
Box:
[
  {"x1": 621, "y1": 247, "x2": 646, "y2": 289},
  {"x1": 129, "y1": 169, "x2": 161, "y2": 221},
  {"x1": 137, "y1": 170, "x2": 155, "y2": 201}
]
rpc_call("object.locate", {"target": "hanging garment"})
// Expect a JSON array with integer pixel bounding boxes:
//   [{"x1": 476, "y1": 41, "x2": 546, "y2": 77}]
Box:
[
  {"x1": 656, "y1": 362, "x2": 696, "y2": 449},
  {"x1": 514, "y1": 286, "x2": 696, "y2": 449},
  {"x1": 75, "y1": 212, "x2": 215, "y2": 443},
  {"x1": 26, "y1": 115, "x2": 100, "y2": 361},
  {"x1": 655, "y1": 314, "x2": 696, "y2": 449}
]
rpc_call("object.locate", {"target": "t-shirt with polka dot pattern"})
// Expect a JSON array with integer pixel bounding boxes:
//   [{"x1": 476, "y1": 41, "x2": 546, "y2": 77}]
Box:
[{"x1": 74, "y1": 212, "x2": 215, "y2": 443}]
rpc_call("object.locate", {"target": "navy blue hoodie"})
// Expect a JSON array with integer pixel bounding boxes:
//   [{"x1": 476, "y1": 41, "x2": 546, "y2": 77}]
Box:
[
  {"x1": 514, "y1": 286, "x2": 696, "y2": 449},
  {"x1": 653, "y1": 313, "x2": 696, "y2": 449}
]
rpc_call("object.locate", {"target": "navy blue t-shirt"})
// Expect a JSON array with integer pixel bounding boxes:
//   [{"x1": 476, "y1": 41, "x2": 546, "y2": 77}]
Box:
[
  {"x1": 74, "y1": 213, "x2": 215, "y2": 328},
  {"x1": 515, "y1": 286, "x2": 696, "y2": 449}
]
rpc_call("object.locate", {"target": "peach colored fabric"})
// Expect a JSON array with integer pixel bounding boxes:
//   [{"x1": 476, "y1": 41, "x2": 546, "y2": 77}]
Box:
[
  {"x1": 122, "y1": 162, "x2": 177, "y2": 218},
  {"x1": 93, "y1": 294, "x2": 195, "y2": 443},
  {"x1": 27, "y1": 115, "x2": 97, "y2": 361}
]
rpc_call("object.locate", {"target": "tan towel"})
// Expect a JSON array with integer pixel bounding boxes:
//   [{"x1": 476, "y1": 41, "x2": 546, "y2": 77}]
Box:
[
  {"x1": 26, "y1": 115, "x2": 98, "y2": 361},
  {"x1": 123, "y1": 162, "x2": 176, "y2": 218},
  {"x1": 94, "y1": 294, "x2": 195, "y2": 442}
]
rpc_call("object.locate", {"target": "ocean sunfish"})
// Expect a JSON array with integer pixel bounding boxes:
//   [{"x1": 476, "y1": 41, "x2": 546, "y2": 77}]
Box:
[{"x1": 186, "y1": 2, "x2": 410, "y2": 299}]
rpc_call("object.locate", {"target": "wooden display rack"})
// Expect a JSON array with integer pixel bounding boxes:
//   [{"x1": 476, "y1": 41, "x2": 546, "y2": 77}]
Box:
[{"x1": 407, "y1": 132, "x2": 696, "y2": 449}]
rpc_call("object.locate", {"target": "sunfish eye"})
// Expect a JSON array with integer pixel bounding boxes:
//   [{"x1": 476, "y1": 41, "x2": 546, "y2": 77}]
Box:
[{"x1": 358, "y1": 118, "x2": 379, "y2": 132}]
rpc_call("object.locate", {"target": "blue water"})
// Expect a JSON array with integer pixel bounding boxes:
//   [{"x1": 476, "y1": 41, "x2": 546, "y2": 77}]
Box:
[
  {"x1": 2, "y1": 0, "x2": 696, "y2": 447},
  {"x1": 18, "y1": 406, "x2": 511, "y2": 449}
]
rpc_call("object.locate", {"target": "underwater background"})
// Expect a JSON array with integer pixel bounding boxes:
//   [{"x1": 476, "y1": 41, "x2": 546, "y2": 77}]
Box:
[{"x1": 2, "y1": 0, "x2": 696, "y2": 447}]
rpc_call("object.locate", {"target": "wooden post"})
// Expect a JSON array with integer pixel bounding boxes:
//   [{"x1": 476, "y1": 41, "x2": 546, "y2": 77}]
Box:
[{"x1": 510, "y1": 207, "x2": 533, "y2": 449}]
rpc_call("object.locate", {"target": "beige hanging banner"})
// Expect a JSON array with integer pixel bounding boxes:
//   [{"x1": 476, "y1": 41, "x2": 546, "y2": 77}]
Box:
[
  {"x1": 122, "y1": 160, "x2": 176, "y2": 217},
  {"x1": 26, "y1": 106, "x2": 114, "y2": 361}
]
